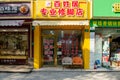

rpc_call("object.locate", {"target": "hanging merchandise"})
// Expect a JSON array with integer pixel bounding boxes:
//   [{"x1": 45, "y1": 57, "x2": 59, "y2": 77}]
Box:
[
  {"x1": 44, "y1": 45, "x2": 48, "y2": 49},
  {"x1": 102, "y1": 39, "x2": 110, "y2": 68}
]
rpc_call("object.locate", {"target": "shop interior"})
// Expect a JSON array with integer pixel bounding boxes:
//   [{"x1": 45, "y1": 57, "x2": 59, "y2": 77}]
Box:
[
  {"x1": 0, "y1": 28, "x2": 28, "y2": 65},
  {"x1": 95, "y1": 28, "x2": 120, "y2": 69},
  {"x1": 42, "y1": 30, "x2": 83, "y2": 68}
]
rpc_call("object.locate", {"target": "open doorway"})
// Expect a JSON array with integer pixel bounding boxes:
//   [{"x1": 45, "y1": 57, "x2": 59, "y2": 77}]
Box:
[{"x1": 95, "y1": 28, "x2": 120, "y2": 70}]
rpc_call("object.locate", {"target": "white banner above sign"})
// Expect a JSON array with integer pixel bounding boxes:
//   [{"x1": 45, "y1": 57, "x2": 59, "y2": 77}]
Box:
[{"x1": 33, "y1": 20, "x2": 89, "y2": 26}]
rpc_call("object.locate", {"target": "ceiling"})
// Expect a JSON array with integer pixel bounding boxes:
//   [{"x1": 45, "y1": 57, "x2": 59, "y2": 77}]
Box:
[{"x1": 95, "y1": 28, "x2": 120, "y2": 39}]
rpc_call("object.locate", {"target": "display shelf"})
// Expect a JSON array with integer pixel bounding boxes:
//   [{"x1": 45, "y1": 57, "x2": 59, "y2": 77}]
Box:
[
  {"x1": 0, "y1": 58, "x2": 27, "y2": 65},
  {"x1": 0, "y1": 49, "x2": 27, "y2": 56},
  {"x1": 0, "y1": 56, "x2": 27, "y2": 59}
]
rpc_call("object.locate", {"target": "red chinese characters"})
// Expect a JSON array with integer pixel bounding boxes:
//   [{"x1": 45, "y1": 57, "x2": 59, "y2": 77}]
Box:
[
  {"x1": 72, "y1": 0, "x2": 79, "y2": 8},
  {"x1": 67, "y1": 8, "x2": 74, "y2": 16},
  {"x1": 63, "y1": 1, "x2": 70, "y2": 8},
  {"x1": 76, "y1": 8, "x2": 83, "y2": 16},
  {"x1": 58, "y1": 8, "x2": 65, "y2": 16},
  {"x1": 49, "y1": 8, "x2": 57, "y2": 16},
  {"x1": 40, "y1": 1, "x2": 85, "y2": 17},
  {"x1": 54, "y1": 1, "x2": 60, "y2": 8},
  {"x1": 40, "y1": 8, "x2": 48, "y2": 16}
]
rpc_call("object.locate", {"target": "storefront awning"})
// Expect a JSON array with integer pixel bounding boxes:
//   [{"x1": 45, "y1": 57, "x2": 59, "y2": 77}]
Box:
[
  {"x1": 33, "y1": 20, "x2": 89, "y2": 26},
  {"x1": 0, "y1": 20, "x2": 24, "y2": 26}
]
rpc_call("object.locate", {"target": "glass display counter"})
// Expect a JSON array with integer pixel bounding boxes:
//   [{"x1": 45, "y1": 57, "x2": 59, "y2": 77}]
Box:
[{"x1": 0, "y1": 29, "x2": 28, "y2": 65}]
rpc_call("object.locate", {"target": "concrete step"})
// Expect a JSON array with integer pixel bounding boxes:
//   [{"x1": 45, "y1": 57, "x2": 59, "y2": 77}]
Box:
[{"x1": 0, "y1": 65, "x2": 33, "y2": 73}]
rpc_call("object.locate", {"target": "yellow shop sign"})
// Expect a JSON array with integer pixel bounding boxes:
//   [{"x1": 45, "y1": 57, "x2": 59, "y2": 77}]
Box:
[
  {"x1": 112, "y1": 3, "x2": 120, "y2": 12},
  {"x1": 34, "y1": 0, "x2": 89, "y2": 19}
]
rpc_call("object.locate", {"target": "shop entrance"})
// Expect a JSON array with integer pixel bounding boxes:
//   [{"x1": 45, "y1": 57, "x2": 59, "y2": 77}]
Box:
[
  {"x1": 42, "y1": 30, "x2": 83, "y2": 67},
  {"x1": 95, "y1": 28, "x2": 120, "y2": 69},
  {"x1": 42, "y1": 35, "x2": 56, "y2": 66}
]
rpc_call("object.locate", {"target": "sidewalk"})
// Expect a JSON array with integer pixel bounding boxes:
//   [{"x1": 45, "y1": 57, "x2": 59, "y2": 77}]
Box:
[
  {"x1": 33, "y1": 67, "x2": 120, "y2": 72},
  {"x1": 1, "y1": 65, "x2": 120, "y2": 73},
  {"x1": 0, "y1": 71, "x2": 120, "y2": 80},
  {"x1": 0, "y1": 65, "x2": 33, "y2": 73}
]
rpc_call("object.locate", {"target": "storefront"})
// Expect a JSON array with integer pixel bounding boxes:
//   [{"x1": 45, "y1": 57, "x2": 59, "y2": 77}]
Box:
[
  {"x1": 33, "y1": 0, "x2": 91, "y2": 69},
  {"x1": 90, "y1": 0, "x2": 120, "y2": 70},
  {"x1": 0, "y1": 1, "x2": 33, "y2": 65}
]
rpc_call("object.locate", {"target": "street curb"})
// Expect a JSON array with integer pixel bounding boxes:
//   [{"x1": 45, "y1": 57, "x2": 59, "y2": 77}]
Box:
[{"x1": 32, "y1": 69, "x2": 120, "y2": 72}]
